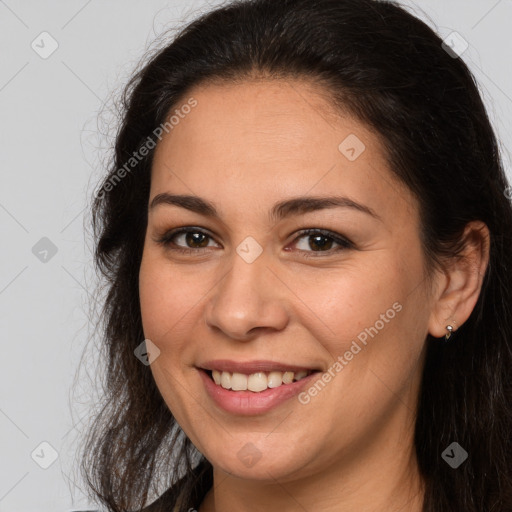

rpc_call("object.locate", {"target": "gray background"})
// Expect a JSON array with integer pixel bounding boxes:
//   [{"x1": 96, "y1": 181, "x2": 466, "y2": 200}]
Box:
[{"x1": 1, "y1": 1, "x2": 511, "y2": 510}]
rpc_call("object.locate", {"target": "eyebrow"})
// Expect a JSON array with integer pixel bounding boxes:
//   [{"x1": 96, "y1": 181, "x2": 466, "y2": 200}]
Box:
[{"x1": 149, "y1": 193, "x2": 381, "y2": 223}]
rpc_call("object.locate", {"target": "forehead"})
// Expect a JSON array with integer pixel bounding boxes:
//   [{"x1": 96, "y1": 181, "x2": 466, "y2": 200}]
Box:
[
  {"x1": 154, "y1": 79, "x2": 364, "y2": 168},
  {"x1": 150, "y1": 79, "x2": 415, "y2": 223}
]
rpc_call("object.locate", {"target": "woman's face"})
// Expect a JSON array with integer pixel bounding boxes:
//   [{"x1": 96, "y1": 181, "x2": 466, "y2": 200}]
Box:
[{"x1": 139, "y1": 79, "x2": 435, "y2": 481}]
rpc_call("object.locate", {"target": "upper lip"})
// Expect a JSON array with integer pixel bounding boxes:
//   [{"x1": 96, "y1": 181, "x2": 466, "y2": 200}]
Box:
[{"x1": 198, "y1": 359, "x2": 321, "y2": 374}]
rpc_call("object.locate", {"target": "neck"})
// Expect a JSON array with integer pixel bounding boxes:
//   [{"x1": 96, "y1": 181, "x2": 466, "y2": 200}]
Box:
[
  {"x1": 199, "y1": 420, "x2": 425, "y2": 512},
  {"x1": 198, "y1": 353, "x2": 426, "y2": 512}
]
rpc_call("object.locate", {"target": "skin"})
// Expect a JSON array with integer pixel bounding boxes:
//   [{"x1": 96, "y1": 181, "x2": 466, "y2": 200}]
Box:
[{"x1": 138, "y1": 78, "x2": 490, "y2": 512}]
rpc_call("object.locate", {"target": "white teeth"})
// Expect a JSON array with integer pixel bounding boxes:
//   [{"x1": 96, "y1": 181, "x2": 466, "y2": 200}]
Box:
[
  {"x1": 220, "y1": 372, "x2": 231, "y2": 390},
  {"x1": 247, "y1": 372, "x2": 267, "y2": 392},
  {"x1": 209, "y1": 369, "x2": 312, "y2": 392},
  {"x1": 231, "y1": 372, "x2": 248, "y2": 391},
  {"x1": 282, "y1": 371, "x2": 294, "y2": 384},
  {"x1": 294, "y1": 370, "x2": 308, "y2": 380},
  {"x1": 267, "y1": 371, "x2": 283, "y2": 388}
]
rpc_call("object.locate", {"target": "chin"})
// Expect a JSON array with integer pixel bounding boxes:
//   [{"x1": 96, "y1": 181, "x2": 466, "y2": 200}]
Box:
[{"x1": 202, "y1": 439, "x2": 317, "y2": 482}]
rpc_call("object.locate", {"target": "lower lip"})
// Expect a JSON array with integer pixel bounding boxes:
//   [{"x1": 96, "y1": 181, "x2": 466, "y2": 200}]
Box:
[{"x1": 198, "y1": 369, "x2": 320, "y2": 415}]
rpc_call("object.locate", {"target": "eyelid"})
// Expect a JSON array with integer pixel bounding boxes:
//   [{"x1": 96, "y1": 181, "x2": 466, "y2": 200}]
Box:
[
  {"x1": 153, "y1": 226, "x2": 220, "y2": 248},
  {"x1": 289, "y1": 228, "x2": 353, "y2": 253},
  {"x1": 154, "y1": 226, "x2": 354, "y2": 255}
]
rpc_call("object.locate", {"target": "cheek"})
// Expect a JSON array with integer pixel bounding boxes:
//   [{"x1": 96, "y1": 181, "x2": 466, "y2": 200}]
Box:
[
  {"x1": 139, "y1": 233, "x2": 425, "y2": 356},
  {"x1": 139, "y1": 253, "x2": 204, "y2": 420},
  {"x1": 289, "y1": 260, "x2": 407, "y2": 345},
  {"x1": 139, "y1": 251, "x2": 205, "y2": 342},
  {"x1": 290, "y1": 257, "x2": 427, "y2": 401}
]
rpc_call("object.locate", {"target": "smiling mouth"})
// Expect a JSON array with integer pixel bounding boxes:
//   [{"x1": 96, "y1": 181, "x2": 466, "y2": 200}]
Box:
[{"x1": 203, "y1": 369, "x2": 318, "y2": 392}]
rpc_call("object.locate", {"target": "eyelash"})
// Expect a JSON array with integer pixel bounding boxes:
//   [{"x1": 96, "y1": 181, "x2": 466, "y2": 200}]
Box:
[{"x1": 155, "y1": 226, "x2": 354, "y2": 258}]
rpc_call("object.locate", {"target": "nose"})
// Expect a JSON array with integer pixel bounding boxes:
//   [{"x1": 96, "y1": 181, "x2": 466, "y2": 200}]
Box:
[{"x1": 204, "y1": 249, "x2": 289, "y2": 341}]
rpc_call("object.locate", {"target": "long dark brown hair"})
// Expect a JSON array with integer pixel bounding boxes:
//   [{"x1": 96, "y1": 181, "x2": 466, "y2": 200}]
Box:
[{"x1": 80, "y1": 0, "x2": 512, "y2": 510}]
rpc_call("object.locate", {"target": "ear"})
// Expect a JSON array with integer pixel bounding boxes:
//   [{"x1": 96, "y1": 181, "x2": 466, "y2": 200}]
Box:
[{"x1": 428, "y1": 220, "x2": 490, "y2": 338}]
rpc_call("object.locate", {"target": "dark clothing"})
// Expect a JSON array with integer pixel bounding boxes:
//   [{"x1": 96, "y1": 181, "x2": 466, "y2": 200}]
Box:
[{"x1": 73, "y1": 459, "x2": 212, "y2": 512}]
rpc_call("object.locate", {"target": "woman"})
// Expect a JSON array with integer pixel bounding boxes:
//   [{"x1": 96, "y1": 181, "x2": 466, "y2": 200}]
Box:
[{"x1": 80, "y1": 0, "x2": 512, "y2": 510}]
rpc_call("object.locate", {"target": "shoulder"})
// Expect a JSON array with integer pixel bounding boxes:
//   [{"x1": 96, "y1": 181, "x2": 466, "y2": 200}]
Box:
[
  {"x1": 142, "y1": 458, "x2": 213, "y2": 512},
  {"x1": 71, "y1": 459, "x2": 212, "y2": 512}
]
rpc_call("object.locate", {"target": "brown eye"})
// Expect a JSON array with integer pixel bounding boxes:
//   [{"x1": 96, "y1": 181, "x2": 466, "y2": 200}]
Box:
[
  {"x1": 155, "y1": 226, "x2": 353, "y2": 257},
  {"x1": 179, "y1": 231, "x2": 210, "y2": 248},
  {"x1": 291, "y1": 229, "x2": 353, "y2": 256},
  {"x1": 156, "y1": 227, "x2": 219, "y2": 252}
]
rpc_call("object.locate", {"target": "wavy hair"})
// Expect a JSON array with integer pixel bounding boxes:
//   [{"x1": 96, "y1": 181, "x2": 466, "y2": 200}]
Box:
[{"x1": 81, "y1": 0, "x2": 512, "y2": 510}]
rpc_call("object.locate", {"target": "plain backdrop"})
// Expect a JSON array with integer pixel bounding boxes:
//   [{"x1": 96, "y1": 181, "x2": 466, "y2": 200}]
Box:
[{"x1": 1, "y1": 1, "x2": 511, "y2": 510}]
